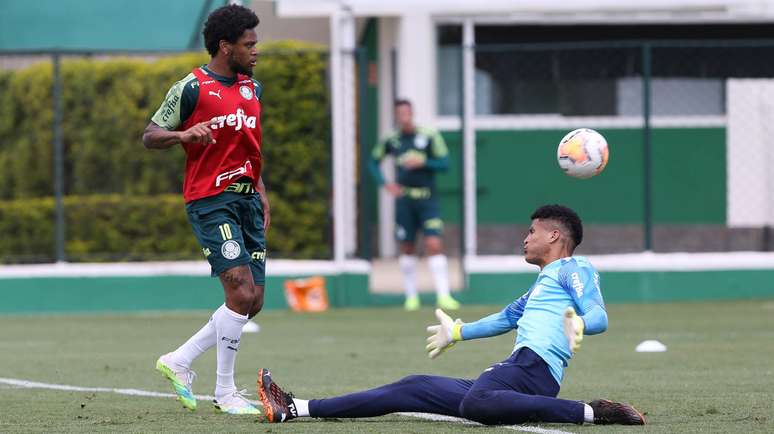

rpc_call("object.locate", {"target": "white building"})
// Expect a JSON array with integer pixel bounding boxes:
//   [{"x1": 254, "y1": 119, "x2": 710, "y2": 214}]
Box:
[{"x1": 270, "y1": 0, "x2": 774, "y2": 258}]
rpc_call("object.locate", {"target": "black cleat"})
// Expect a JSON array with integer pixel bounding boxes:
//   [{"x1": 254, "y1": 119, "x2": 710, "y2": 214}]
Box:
[
  {"x1": 257, "y1": 368, "x2": 298, "y2": 423},
  {"x1": 589, "y1": 399, "x2": 646, "y2": 425}
]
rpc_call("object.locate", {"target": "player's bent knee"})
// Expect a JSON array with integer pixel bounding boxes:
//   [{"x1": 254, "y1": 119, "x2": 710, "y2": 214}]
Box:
[
  {"x1": 459, "y1": 392, "x2": 504, "y2": 425},
  {"x1": 221, "y1": 266, "x2": 258, "y2": 311},
  {"x1": 395, "y1": 374, "x2": 429, "y2": 387},
  {"x1": 240, "y1": 286, "x2": 257, "y2": 306},
  {"x1": 424, "y1": 238, "x2": 443, "y2": 255},
  {"x1": 225, "y1": 285, "x2": 257, "y2": 314},
  {"x1": 399, "y1": 242, "x2": 417, "y2": 255}
]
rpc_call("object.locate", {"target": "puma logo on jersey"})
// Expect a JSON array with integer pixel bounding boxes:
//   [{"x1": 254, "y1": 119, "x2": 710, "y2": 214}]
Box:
[
  {"x1": 209, "y1": 108, "x2": 257, "y2": 131},
  {"x1": 208, "y1": 89, "x2": 222, "y2": 100}
]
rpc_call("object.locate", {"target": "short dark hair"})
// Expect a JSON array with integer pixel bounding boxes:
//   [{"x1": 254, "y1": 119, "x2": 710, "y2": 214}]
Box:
[
  {"x1": 203, "y1": 5, "x2": 260, "y2": 57},
  {"x1": 530, "y1": 204, "x2": 583, "y2": 249},
  {"x1": 394, "y1": 99, "x2": 412, "y2": 109}
]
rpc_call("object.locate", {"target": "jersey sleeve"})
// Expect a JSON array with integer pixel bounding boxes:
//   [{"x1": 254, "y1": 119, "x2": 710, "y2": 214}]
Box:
[
  {"x1": 252, "y1": 79, "x2": 263, "y2": 101},
  {"x1": 371, "y1": 135, "x2": 393, "y2": 161},
  {"x1": 369, "y1": 135, "x2": 394, "y2": 185},
  {"x1": 150, "y1": 75, "x2": 197, "y2": 130},
  {"x1": 368, "y1": 158, "x2": 385, "y2": 185},
  {"x1": 460, "y1": 290, "x2": 529, "y2": 340},
  {"x1": 422, "y1": 128, "x2": 450, "y2": 171},
  {"x1": 559, "y1": 263, "x2": 608, "y2": 335},
  {"x1": 428, "y1": 129, "x2": 449, "y2": 159}
]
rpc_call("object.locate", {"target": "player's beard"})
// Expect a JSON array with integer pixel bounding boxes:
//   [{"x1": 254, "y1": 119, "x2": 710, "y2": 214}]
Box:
[{"x1": 228, "y1": 53, "x2": 253, "y2": 77}]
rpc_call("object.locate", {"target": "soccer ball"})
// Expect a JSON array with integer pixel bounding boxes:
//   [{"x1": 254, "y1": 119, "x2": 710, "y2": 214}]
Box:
[{"x1": 557, "y1": 128, "x2": 609, "y2": 179}]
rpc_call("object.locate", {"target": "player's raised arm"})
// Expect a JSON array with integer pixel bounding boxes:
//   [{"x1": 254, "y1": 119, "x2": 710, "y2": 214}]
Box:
[
  {"x1": 143, "y1": 120, "x2": 216, "y2": 149},
  {"x1": 560, "y1": 264, "x2": 608, "y2": 336},
  {"x1": 143, "y1": 70, "x2": 216, "y2": 149},
  {"x1": 142, "y1": 122, "x2": 183, "y2": 149}
]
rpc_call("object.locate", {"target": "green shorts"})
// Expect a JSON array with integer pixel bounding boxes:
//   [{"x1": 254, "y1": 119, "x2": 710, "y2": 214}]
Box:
[
  {"x1": 186, "y1": 190, "x2": 266, "y2": 285},
  {"x1": 395, "y1": 193, "x2": 443, "y2": 243}
]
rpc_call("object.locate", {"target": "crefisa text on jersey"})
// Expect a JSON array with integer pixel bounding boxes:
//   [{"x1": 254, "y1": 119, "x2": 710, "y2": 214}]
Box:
[{"x1": 209, "y1": 108, "x2": 257, "y2": 131}]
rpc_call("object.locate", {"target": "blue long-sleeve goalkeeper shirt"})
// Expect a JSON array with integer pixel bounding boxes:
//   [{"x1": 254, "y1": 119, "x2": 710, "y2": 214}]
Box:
[{"x1": 461, "y1": 256, "x2": 608, "y2": 385}]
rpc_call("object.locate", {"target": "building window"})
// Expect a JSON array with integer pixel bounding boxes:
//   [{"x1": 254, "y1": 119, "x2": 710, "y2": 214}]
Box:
[
  {"x1": 437, "y1": 25, "x2": 462, "y2": 116},
  {"x1": 436, "y1": 23, "x2": 774, "y2": 119}
]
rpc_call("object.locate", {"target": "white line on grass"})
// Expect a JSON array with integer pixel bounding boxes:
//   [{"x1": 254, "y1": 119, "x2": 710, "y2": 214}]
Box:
[
  {"x1": 0, "y1": 377, "x2": 215, "y2": 401},
  {"x1": 398, "y1": 412, "x2": 574, "y2": 434},
  {"x1": 0, "y1": 377, "x2": 574, "y2": 434}
]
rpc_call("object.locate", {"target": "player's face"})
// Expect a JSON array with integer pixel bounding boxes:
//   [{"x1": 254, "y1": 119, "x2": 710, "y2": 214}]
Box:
[
  {"x1": 395, "y1": 104, "x2": 413, "y2": 131},
  {"x1": 227, "y1": 29, "x2": 258, "y2": 77},
  {"x1": 523, "y1": 219, "x2": 556, "y2": 266}
]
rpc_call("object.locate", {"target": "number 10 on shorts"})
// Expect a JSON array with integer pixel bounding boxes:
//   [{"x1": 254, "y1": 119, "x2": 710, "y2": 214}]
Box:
[{"x1": 219, "y1": 223, "x2": 233, "y2": 240}]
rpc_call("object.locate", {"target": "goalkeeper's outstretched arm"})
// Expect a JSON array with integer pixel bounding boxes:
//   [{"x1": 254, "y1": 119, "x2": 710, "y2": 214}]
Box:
[{"x1": 425, "y1": 292, "x2": 528, "y2": 359}]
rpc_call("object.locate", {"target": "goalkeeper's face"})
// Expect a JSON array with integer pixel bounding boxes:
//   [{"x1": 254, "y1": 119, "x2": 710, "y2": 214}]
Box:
[
  {"x1": 523, "y1": 219, "x2": 559, "y2": 267},
  {"x1": 227, "y1": 29, "x2": 258, "y2": 77}
]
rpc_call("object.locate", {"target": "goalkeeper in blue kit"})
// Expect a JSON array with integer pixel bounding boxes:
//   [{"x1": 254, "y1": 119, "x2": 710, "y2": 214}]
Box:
[{"x1": 257, "y1": 205, "x2": 645, "y2": 426}]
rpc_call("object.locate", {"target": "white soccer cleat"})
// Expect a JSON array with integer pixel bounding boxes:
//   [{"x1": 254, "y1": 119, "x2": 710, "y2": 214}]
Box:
[
  {"x1": 155, "y1": 353, "x2": 198, "y2": 411},
  {"x1": 213, "y1": 389, "x2": 262, "y2": 415}
]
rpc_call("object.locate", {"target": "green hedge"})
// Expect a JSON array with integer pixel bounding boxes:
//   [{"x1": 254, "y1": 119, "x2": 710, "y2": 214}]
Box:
[
  {"x1": 0, "y1": 192, "x2": 327, "y2": 263},
  {"x1": 0, "y1": 195, "x2": 193, "y2": 263},
  {"x1": 0, "y1": 42, "x2": 331, "y2": 261}
]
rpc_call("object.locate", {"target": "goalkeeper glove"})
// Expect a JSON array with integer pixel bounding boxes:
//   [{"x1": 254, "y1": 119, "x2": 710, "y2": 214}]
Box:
[
  {"x1": 426, "y1": 308, "x2": 463, "y2": 359},
  {"x1": 563, "y1": 306, "x2": 585, "y2": 353}
]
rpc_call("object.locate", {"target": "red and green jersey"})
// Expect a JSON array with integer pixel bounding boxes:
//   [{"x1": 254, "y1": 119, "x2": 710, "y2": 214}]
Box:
[{"x1": 151, "y1": 66, "x2": 263, "y2": 202}]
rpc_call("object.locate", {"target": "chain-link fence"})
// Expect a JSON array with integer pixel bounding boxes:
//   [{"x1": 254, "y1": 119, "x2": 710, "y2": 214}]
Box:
[
  {"x1": 436, "y1": 39, "x2": 774, "y2": 255},
  {"x1": 0, "y1": 47, "x2": 338, "y2": 264}
]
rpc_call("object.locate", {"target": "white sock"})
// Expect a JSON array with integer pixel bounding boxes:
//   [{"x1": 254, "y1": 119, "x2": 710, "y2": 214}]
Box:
[
  {"x1": 169, "y1": 306, "x2": 220, "y2": 368},
  {"x1": 584, "y1": 403, "x2": 594, "y2": 424},
  {"x1": 398, "y1": 254, "x2": 418, "y2": 298},
  {"x1": 293, "y1": 398, "x2": 310, "y2": 417},
  {"x1": 214, "y1": 305, "x2": 249, "y2": 398},
  {"x1": 428, "y1": 254, "x2": 451, "y2": 297}
]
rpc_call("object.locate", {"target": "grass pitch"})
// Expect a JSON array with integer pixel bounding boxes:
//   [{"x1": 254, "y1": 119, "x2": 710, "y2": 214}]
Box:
[{"x1": 1, "y1": 300, "x2": 772, "y2": 433}]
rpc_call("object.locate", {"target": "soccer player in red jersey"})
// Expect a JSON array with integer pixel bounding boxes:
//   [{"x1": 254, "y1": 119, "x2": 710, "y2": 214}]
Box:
[{"x1": 143, "y1": 4, "x2": 266, "y2": 415}]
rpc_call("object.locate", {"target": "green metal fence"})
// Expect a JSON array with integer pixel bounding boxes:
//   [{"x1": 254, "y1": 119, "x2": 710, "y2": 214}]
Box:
[{"x1": 435, "y1": 39, "x2": 774, "y2": 255}]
